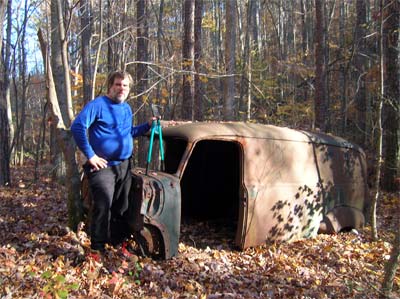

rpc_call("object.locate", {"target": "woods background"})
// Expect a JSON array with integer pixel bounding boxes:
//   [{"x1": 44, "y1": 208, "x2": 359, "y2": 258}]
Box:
[
  {"x1": 0, "y1": 0, "x2": 398, "y2": 297},
  {"x1": 0, "y1": 1, "x2": 398, "y2": 212}
]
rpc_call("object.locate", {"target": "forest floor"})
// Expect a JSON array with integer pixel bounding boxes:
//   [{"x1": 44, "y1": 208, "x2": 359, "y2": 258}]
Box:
[{"x1": 0, "y1": 162, "x2": 399, "y2": 299}]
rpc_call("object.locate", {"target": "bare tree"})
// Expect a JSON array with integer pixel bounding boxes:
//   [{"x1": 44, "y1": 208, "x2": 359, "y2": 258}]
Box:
[
  {"x1": 314, "y1": 0, "x2": 328, "y2": 131},
  {"x1": 4, "y1": 0, "x2": 12, "y2": 149},
  {"x1": 300, "y1": 0, "x2": 308, "y2": 56},
  {"x1": 50, "y1": 0, "x2": 72, "y2": 179},
  {"x1": 0, "y1": 0, "x2": 9, "y2": 186},
  {"x1": 181, "y1": 0, "x2": 194, "y2": 120},
  {"x1": 38, "y1": 28, "x2": 83, "y2": 231},
  {"x1": 213, "y1": 0, "x2": 224, "y2": 119},
  {"x1": 382, "y1": 221, "x2": 400, "y2": 296},
  {"x1": 155, "y1": 0, "x2": 164, "y2": 103},
  {"x1": 381, "y1": 1, "x2": 400, "y2": 294},
  {"x1": 193, "y1": 0, "x2": 204, "y2": 121},
  {"x1": 339, "y1": 1, "x2": 348, "y2": 134},
  {"x1": 106, "y1": 0, "x2": 113, "y2": 73},
  {"x1": 14, "y1": 0, "x2": 30, "y2": 166},
  {"x1": 91, "y1": 0, "x2": 103, "y2": 101},
  {"x1": 80, "y1": 0, "x2": 92, "y2": 103},
  {"x1": 239, "y1": 0, "x2": 254, "y2": 121},
  {"x1": 370, "y1": 0, "x2": 386, "y2": 243},
  {"x1": 382, "y1": 0, "x2": 399, "y2": 192},
  {"x1": 135, "y1": 0, "x2": 149, "y2": 165},
  {"x1": 51, "y1": 0, "x2": 73, "y2": 125},
  {"x1": 354, "y1": 0, "x2": 368, "y2": 147},
  {"x1": 35, "y1": 0, "x2": 82, "y2": 229},
  {"x1": 223, "y1": 0, "x2": 236, "y2": 121}
]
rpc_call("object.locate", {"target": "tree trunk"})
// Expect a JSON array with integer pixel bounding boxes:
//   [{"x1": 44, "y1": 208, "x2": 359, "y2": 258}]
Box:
[
  {"x1": 0, "y1": 105, "x2": 10, "y2": 186},
  {"x1": 354, "y1": 0, "x2": 368, "y2": 147},
  {"x1": 193, "y1": 0, "x2": 203, "y2": 121},
  {"x1": 238, "y1": 0, "x2": 252, "y2": 121},
  {"x1": 314, "y1": 0, "x2": 327, "y2": 131},
  {"x1": 106, "y1": 0, "x2": 114, "y2": 73},
  {"x1": 371, "y1": 0, "x2": 386, "y2": 242},
  {"x1": 223, "y1": 0, "x2": 236, "y2": 121},
  {"x1": 4, "y1": 0, "x2": 12, "y2": 146},
  {"x1": 135, "y1": 0, "x2": 149, "y2": 166},
  {"x1": 0, "y1": 0, "x2": 10, "y2": 186},
  {"x1": 50, "y1": 0, "x2": 67, "y2": 179},
  {"x1": 251, "y1": 0, "x2": 260, "y2": 54},
  {"x1": 155, "y1": 0, "x2": 164, "y2": 102},
  {"x1": 13, "y1": 0, "x2": 30, "y2": 166},
  {"x1": 211, "y1": 0, "x2": 224, "y2": 120},
  {"x1": 51, "y1": 0, "x2": 73, "y2": 126},
  {"x1": 181, "y1": 0, "x2": 194, "y2": 120},
  {"x1": 339, "y1": 1, "x2": 348, "y2": 134},
  {"x1": 91, "y1": 0, "x2": 103, "y2": 101},
  {"x1": 157, "y1": 0, "x2": 164, "y2": 60},
  {"x1": 58, "y1": 1, "x2": 74, "y2": 124},
  {"x1": 382, "y1": 0, "x2": 399, "y2": 192},
  {"x1": 382, "y1": 222, "x2": 400, "y2": 296},
  {"x1": 38, "y1": 28, "x2": 83, "y2": 231},
  {"x1": 80, "y1": 0, "x2": 92, "y2": 104},
  {"x1": 323, "y1": 2, "x2": 331, "y2": 132},
  {"x1": 42, "y1": 0, "x2": 82, "y2": 230},
  {"x1": 34, "y1": 102, "x2": 48, "y2": 181},
  {"x1": 300, "y1": 0, "x2": 308, "y2": 56}
]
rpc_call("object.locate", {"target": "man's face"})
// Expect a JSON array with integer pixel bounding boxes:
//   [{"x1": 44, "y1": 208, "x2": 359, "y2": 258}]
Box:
[{"x1": 107, "y1": 77, "x2": 131, "y2": 103}]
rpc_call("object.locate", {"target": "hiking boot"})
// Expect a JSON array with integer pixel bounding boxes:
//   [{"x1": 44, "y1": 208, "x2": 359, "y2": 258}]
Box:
[
  {"x1": 87, "y1": 249, "x2": 104, "y2": 264},
  {"x1": 112, "y1": 240, "x2": 139, "y2": 262},
  {"x1": 87, "y1": 249, "x2": 118, "y2": 274},
  {"x1": 85, "y1": 249, "x2": 105, "y2": 279},
  {"x1": 121, "y1": 241, "x2": 134, "y2": 257}
]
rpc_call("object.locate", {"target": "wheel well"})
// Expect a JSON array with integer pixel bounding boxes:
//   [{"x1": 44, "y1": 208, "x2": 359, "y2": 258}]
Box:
[
  {"x1": 136, "y1": 224, "x2": 166, "y2": 260},
  {"x1": 319, "y1": 206, "x2": 365, "y2": 234}
]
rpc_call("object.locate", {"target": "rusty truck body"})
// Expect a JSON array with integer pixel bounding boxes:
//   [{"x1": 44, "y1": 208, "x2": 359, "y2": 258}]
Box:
[{"x1": 122, "y1": 122, "x2": 369, "y2": 259}]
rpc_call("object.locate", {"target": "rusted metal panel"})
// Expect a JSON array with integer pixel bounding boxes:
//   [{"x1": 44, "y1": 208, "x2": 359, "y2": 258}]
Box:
[
  {"x1": 129, "y1": 169, "x2": 181, "y2": 259},
  {"x1": 240, "y1": 129, "x2": 322, "y2": 248},
  {"x1": 304, "y1": 132, "x2": 369, "y2": 232}
]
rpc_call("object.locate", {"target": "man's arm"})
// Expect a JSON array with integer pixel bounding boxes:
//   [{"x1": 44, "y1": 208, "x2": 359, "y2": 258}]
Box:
[
  {"x1": 71, "y1": 119, "x2": 94, "y2": 159},
  {"x1": 131, "y1": 121, "x2": 152, "y2": 138},
  {"x1": 71, "y1": 103, "x2": 108, "y2": 171}
]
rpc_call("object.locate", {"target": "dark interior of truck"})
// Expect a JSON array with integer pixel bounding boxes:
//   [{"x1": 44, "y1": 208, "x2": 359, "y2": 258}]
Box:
[
  {"x1": 180, "y1": 140, "x2": 240, "y2": 220},
  {"x1": 164, "y1": 139, "x2": 242, "y2": 248}
]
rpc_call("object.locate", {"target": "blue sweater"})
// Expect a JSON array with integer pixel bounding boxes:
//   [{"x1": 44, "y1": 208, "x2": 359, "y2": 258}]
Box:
[{"x1": 71, "y1": 95, "x2": 150, "y2": 166}]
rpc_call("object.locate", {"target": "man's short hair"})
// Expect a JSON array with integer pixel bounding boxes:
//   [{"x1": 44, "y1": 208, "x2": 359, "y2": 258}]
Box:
[{"x1": 106, "y1": 71, "x2": 133, "y2": 92}]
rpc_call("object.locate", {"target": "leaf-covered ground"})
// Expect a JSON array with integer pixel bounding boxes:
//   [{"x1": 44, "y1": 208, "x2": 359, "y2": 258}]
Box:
[{"x1": 0, "y1": 163, "x2": 399, "y2": 299}]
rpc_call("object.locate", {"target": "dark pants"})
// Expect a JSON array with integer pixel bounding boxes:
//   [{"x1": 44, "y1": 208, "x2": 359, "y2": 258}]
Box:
[{"x1": 84, "y1": 159, "x2": 132, "y2": 251}]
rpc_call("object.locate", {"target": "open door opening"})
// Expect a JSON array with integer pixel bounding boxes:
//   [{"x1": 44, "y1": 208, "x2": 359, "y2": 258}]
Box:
[{"x1": 180, "y1": 140, "x2": 242, "y2": 249}]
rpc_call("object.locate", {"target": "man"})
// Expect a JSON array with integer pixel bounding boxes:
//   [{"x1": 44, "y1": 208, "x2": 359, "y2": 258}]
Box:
[{"x1": 71, "y1": 71, "x2": 152, "y2": 256}]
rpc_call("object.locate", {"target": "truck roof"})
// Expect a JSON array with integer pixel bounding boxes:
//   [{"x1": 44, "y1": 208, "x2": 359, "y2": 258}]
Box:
[{"x1": 161, "y1": 122, "x2": 362, "y2": 151}]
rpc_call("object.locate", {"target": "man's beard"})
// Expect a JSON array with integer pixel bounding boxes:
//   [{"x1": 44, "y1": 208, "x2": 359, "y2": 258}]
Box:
[{"x1": 113, "y1": 94, "x2": 127, "y2": 103}]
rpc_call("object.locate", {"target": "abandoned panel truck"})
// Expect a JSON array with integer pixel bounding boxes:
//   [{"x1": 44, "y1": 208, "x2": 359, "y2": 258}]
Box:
[{"x1": 82, "y1": 122, "x2": 369, "y2": 259}]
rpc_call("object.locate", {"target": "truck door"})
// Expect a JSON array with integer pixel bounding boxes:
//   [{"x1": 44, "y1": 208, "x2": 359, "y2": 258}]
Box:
[{"x1": 129, "y1": 169, "x2": 181, "y2": 259}]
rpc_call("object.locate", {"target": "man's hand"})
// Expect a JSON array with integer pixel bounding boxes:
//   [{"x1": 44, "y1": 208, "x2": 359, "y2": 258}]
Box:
[
  {"x1": 88, "y1": 155, "x2": 108, "y2": 171},
  {"x1": 148, "y1": 116, "x2": 161, "y2": 126}
]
